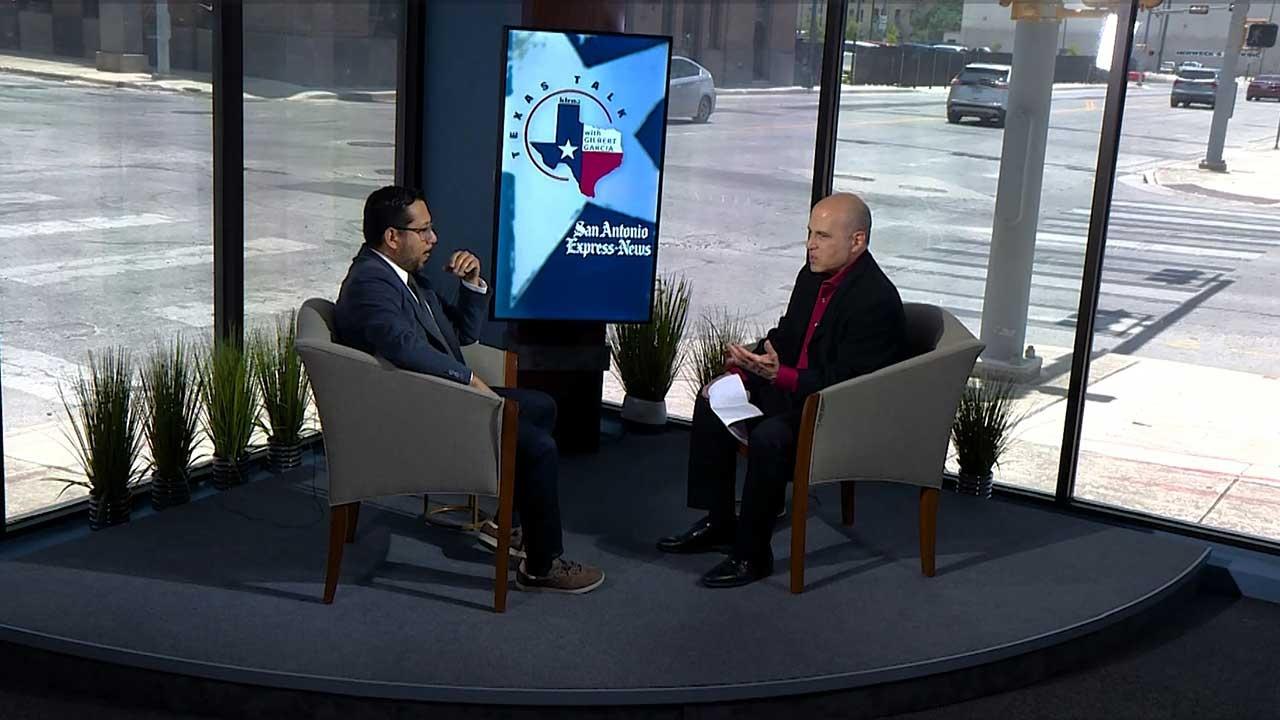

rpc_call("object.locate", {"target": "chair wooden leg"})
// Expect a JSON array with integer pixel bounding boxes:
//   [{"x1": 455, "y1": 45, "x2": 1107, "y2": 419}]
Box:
[
  {"x1": 919, "y1": 488, "x2": 939, "y2": 577},
  {"x1": 790, "y1": 476, "x2": 809, "y2": 594},
  {"x1": 840, "y1": 481, "x2": 855, "y2": 526},
  {"x1": 494, "y1": 400, "x2": 519, "y2": 613},
  {"x1": 345, "y1": 502, "x2": 360, "y2": 544},
  {"x1": 323, "y1": 503, "x2": 352, "y2": 604}
]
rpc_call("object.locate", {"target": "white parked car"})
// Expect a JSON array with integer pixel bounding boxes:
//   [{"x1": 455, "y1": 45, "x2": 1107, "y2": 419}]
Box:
[{"x1": 668, "y1": 56, "x2": 716, "y2": 123}]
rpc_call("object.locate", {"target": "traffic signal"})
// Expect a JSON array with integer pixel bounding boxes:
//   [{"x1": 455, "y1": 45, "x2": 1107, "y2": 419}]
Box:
[
  {"x1": 1246, "y1": 22, "x2": 1278, "y2": 48},
  {"x1": 1188, "y1": 4, "x2": 1210, "y2": 14}
]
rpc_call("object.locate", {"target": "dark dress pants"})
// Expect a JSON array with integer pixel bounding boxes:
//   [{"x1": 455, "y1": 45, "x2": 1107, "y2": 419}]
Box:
[
  {"x1": 686, "y1": 382, "x2": 803, "y2": 561},
  {"x1": 493, "y1": 387, "x2": 564, "y2": 572}
]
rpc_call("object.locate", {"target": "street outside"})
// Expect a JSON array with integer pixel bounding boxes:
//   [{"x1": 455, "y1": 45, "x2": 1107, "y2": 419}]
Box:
[{"x1": 2, "y1": 59, "x2": 1279, "y2": 541}]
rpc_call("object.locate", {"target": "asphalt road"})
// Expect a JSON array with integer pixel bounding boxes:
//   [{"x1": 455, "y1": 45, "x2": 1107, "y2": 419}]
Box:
[{"x1": 2, "y1": 71, "x2": 1279, "y2": 440}]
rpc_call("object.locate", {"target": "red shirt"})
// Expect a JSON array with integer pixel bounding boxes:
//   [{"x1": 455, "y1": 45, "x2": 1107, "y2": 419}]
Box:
[{"x1": 730, "y1": 259, "x2": 858, "y2": 393}]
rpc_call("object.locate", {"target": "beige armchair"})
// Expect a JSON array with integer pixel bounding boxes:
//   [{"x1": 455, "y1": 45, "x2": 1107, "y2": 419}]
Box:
[
  {"x1": 422, "y1": 344, "x2": 519, "y2": 529},
  {"x1": 295, "y1": 298, "x2": 519, "y2": 612},
  {"x1": 788, "y1": 304, "x2": 984, "y2": 593}
]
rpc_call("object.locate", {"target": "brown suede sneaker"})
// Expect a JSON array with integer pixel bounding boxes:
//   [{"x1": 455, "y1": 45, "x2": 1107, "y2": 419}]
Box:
[
  {"x1": 477, "y1": 520, "x2": 525, "y2": 559},
  {"x1": 515, "y1": 558, "x2": 605, "y2": 594}
]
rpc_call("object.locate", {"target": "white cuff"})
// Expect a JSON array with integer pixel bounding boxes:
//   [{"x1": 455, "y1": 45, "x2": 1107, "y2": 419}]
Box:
[{"x1": 461, "y1": 278, "x2": 488, "y2": 294}]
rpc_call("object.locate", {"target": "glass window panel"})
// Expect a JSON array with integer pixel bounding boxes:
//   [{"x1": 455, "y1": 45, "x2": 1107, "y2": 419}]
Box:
[
  {"x1": 1, "y1": 2, "x2": 212, "y2": 520},
  {"x1": 241, "y1": 0, "x2": 400, "y2": 442},
  {"x1": 1076, "y1": 2, "x2": 1280, "y2": 542},
  {"x1": 834, "y1": 0, "x2": 1108, "y2": 496},
  {"x1": 604, "y1": 1, "x2": 830, "y2": 419}
]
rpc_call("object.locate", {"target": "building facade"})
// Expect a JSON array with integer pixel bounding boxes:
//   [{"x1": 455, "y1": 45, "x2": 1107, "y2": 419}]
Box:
[
  {"x1": 960, "y1": 1, "x2": 1280, "y2": 75},
  {"x1": 0, "y1": 0, "x2": 400, "y2": 87},
  {"x1": 623, "y1": 0, "x2": 800, "y2": 88}
]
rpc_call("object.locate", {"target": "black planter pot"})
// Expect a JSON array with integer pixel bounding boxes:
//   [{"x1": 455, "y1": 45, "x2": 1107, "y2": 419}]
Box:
[
  {"x1": 955, "y1": 470, "x2": 994, "y2": 498},
  {"x1": 150, "y1": 472, "x2": 191, "y2": 511},
  {"x1": 211, "y1": 456, "x2": 249, "y2": 491},
  {"x1": 268, "y1": 439, "x2": 303, "y2": 473},
  {"x1": 88, "y1": 492, "x2": 131, "y2": 530}
]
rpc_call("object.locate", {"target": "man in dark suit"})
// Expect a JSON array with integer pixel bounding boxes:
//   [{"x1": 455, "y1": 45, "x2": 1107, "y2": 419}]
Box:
[
  {"x1": 334, "y1": 186, "x2": 604, "y2": 595},
  {"x1": 657, "y1": 192, "x2": 906, "y2": 588}
]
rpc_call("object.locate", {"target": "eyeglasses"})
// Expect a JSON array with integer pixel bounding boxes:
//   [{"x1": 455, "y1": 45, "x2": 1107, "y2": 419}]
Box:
[{"x1": 395, "y1": 223, "x2": 434, "y2": 237}]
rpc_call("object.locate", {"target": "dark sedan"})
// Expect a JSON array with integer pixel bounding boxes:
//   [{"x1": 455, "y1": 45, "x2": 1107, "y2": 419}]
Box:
[{"x1": 1247, "y1": 74, "x2": 1280, "y2": 101}]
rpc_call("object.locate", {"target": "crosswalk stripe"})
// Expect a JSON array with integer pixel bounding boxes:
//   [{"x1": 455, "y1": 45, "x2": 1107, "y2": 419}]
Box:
[
  {"x1": 0, "y1": 213, "x2": 176, "y2": 240},
  {"x1": 1036, "y1": 230, "x2": 1261, "y2": 260},
  {"x1": 0, "y1": 192, "x2": 58, "y2": 205},
  {"x1": 0, "y1": 347, "x2": 83, "y2": 402},
  {"x1": 1068, "y1": 208, "x2": 1280, "y2": 236},
  {"x1": 1041, "y1": 218, "x2": 1280, "y2": 249},
  {"x1": 950, "y1": 224, "x2": 1261, "y2": 261},
  {"x1": 1110, "y1": 200, "x2": 1280, "y2": 223},
  {"x1": 0, "y1": 237, "x2": 313, "y2": 286},
  {"x1": 152, "y1": 293, "x2": 309, "y2": 328},
  {"x1": 898, "y1": 289, "x2": 1149, "y2": 336},
  {"x1": 886, "y1": 255, "x2": 1197, "y2": 302}
]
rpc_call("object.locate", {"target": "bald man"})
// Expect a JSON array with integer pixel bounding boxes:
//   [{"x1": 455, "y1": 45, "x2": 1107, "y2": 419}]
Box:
[{"x1": 657, "y1": 193, "x2": 907, "y2": 588}]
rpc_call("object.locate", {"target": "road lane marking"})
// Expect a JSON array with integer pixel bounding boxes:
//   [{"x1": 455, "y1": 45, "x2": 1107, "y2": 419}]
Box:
[
  {"x1": 0, "y1": 237, "x2": 313, "y2": 286},
  {"x1": 0, "y1": 213, "x2": 176, "y2": 240}
]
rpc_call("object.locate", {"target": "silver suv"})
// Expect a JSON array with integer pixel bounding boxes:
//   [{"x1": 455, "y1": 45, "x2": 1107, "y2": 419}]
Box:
[
  {"x1": 1171, "y1": 68, "x2": 1219, "y2": 108},
  {"x1": 947, "y1": 63, "x2": 1011, "y2": 127}
]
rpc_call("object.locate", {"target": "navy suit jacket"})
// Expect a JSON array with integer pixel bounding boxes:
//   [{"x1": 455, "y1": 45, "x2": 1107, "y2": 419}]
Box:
[{"x1": 333, "y1": 245, "x2": 489, "y2": 385}]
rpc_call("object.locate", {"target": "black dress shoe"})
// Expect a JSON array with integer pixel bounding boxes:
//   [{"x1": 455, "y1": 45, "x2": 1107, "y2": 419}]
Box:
[
  {"x1": 700, "y1": 553, "x2": 773, "y2": 588},
  {"x1": 656, "y1": 516, "x2": 735, "y2": 554}
]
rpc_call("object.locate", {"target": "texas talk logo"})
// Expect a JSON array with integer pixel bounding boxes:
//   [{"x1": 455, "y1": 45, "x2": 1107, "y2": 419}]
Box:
[{"x1": 508, "y1": 77, "x2": 626, "y2": 198}]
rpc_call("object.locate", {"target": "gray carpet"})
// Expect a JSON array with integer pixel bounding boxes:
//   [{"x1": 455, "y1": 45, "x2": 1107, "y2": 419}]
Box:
[{"x1": 0, "y1": 428, "x2": 1209, "y2": 703}]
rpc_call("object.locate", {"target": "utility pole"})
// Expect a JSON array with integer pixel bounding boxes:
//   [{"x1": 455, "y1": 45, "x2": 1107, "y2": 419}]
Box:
[
  {"x1": 1157, "y1": 0, "x2": 1174, "y2": 68},
  {"x1": 1201, "y1": 0, "x2": 1250, "y2": 171},
  {"x1": 979, "y1": 0, "x2": 1062, "y2": 379},
  {"x1": 808, "y1": 0, "x2": 821, "y2": 88},
  {"x1": 156, "y1": 0, "x2": 171, "y2": 76}
]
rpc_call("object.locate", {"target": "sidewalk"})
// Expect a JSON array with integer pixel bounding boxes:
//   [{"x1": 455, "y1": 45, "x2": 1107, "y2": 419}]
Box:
[
  {"x1": 1150, "y1": 143, "x2": 1280, "y2": 207},
  {"x1": 602, "y1": 337, "x2": 1280, "y2": 542},
  {"x1": 0, "y1": 51, "x2": 394, "y2": 102}
]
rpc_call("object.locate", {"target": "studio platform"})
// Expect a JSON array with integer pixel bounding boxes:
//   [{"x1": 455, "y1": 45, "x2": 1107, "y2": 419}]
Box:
[{"x1": 0, "y1": 426, "x2": 1210, "y2": 715}]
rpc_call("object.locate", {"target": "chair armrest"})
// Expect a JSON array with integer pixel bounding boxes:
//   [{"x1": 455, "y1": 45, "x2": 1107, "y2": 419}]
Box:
[
  {"x1": 461, "y1": 343, "x2": 517, "y2": 387},
  {"x1": 804, "y1": 341, "x2": 982, "y2": 489},
  {"x1": 297, "y1": 340, "x2": 509, "y2": 505}
]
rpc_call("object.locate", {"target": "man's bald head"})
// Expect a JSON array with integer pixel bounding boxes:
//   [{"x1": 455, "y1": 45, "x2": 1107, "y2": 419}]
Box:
[
  {"x1": 806, "y1": 192, "x2": 872, "y2": 274},
  {"x1": 813, "y1": 192, "x2": 871, "y2": 242}
]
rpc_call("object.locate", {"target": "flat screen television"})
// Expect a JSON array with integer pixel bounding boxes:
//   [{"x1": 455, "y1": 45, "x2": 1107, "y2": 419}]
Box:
[{"x1": 490, "y1": 27, "x2": 672, "y2": 322}]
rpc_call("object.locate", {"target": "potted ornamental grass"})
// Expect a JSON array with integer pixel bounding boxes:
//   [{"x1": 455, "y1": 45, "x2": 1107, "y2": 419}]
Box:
[
  {"x1": 250, "y1": 311, "x2": 311, "y2": 473},
  {"x1": 140, "y1": 337, "x2": 201, "y2": 510},
  {"x1": 688, "y1": 307, "x2": 753, "y2": 401},
  {"x1": 609, "y1": 273, "x2": 692, "y2": 429},
  {"x1": 200, "y1": 338, "x2": 259, "y2": 490},
  {"x1": 59, "y1": 347, "x2": 145, "y2": 529},
  {"x1": 951, "y1": 376, "x2": 1024, "y2": 498}
]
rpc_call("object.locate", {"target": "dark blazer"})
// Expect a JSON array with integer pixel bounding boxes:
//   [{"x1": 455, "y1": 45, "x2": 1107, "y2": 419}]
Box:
[
  {"x1": 333, "y1": 245, "x2": 489, "y2": 385},
  {"x1": 751, "y1": 251, "x2": 906, "y2": 400}
]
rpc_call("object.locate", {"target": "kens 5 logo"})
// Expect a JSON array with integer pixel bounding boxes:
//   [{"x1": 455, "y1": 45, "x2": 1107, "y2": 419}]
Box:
[{"x1": 507, "y1": 76, "x2": 626, "y2": 198}]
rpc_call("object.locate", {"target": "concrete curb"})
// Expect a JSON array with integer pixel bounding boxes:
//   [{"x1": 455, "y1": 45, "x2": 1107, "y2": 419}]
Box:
[
  {"x1": 0, "y1": 62, "x2": 395, "y2": 103},
  {"x1": 1147, "y1": 161, "x2": 1280, "y2": 207}
]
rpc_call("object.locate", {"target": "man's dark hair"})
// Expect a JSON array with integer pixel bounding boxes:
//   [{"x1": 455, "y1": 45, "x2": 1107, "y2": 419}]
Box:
[
  {"x1": 860, "y1": 207, "x2": 873, "y2": 247},
  {"x1": 362, "y1": 186, "x2": 426, "y2": 247}
]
